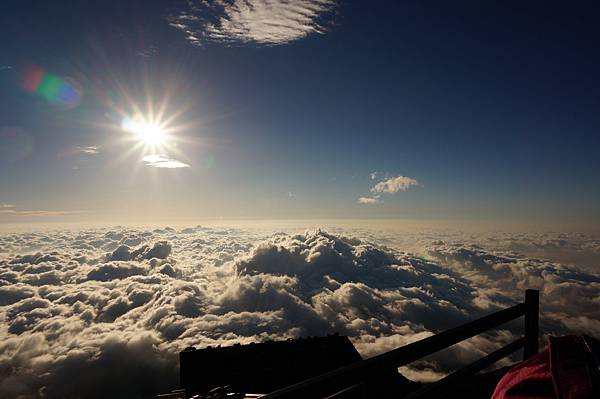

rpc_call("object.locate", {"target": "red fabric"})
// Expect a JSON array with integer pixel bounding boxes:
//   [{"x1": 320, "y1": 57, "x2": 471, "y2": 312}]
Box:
[
  {"x1": 491, "y1": 348, "x2": 555, "y2": 399},
  {"x1": 491, "y1": 336, "x2": 597, "y2": 399},
  {"x1": 550, "y1": 336, "x2": 596, "y2": 399}
]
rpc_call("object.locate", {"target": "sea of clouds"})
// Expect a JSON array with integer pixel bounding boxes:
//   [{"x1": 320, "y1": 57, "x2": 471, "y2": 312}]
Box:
[{"x1": 0, "y1": 223, "x2": 598, "y2": 398}]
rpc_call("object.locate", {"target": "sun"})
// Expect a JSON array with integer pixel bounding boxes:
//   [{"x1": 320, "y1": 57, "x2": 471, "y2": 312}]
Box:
[
  {"x1": 107, "y1": 92, "x2": 192, "y2": 169},
  {"x1": 121, "y1": 116, "x2": 167, "y2": 146}
]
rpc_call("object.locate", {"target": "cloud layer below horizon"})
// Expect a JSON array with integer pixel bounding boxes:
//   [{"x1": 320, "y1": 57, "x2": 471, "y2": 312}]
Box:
[{"x1": 0, "y1": 225, "x2": 599, "y2": 398}]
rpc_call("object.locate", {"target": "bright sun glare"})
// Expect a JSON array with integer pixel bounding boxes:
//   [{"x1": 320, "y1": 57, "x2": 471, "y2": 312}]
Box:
[
  {"x1": 112, "y1": 97, "x2": 189, "y2": 168},
  {"x1": 122, "y1": 116, "x2": 167, "y2": 146}
]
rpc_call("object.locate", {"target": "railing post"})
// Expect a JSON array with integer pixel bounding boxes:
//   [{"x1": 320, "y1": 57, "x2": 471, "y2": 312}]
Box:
[{"x1": 523, "y1": 289, "x2": 539, "y2": 360}]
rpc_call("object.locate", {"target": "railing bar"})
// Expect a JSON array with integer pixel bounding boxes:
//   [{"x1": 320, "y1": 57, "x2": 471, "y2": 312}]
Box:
[
  {"x1": 323, "y1": 383, "x2": 363, "y2": 399},
  {"x1": 262, "y1": 302, "x2": 527, "y2": 399},
  {"x1": 403, "y1": 336, "x2": 526, "y2": 399},
  {"x1": 523, "y1": 289, "x2": 539, "y2": 360},
  {"x1": 374, "y1": 303, "x2": 526, "y2": 367}
]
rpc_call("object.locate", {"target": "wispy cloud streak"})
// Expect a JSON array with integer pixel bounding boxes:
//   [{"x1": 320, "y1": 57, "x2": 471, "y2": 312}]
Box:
[
  {"x1": 0, "y1": 208, "x2": 84, "y2": 217},
  {"x1": 76, "y1": 146, "x2": 100, "y2": 155},
  {"x1": 143, "y1": 154, "x2": 190, "y2": 169},
  {"x1": 169, "y1": 0, "x2": 337, "y2": 46},
  {"x1": 358, "y1": 196, "x2": 380, "y2": 204}
]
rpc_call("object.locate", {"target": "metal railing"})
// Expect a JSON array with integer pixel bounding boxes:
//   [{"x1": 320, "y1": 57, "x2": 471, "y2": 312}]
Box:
[{"x1": 262, "y1": 289, "x2": 539, "y2": 399}]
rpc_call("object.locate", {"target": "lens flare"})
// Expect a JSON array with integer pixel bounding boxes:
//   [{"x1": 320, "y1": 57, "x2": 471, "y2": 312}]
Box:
[{"x1": 20, "y1": 65, "x2": 82, "y2": 108}]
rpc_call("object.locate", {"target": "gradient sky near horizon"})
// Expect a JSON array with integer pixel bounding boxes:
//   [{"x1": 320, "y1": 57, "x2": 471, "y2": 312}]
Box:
[{"x1": 1, "y1": 1, "x2": 599, "y2": 224}]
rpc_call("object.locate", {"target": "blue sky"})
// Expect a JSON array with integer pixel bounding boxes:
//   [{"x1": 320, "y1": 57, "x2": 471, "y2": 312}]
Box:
[{"x1": 1, "y1": 1, "x2": 599, "y2": 224}]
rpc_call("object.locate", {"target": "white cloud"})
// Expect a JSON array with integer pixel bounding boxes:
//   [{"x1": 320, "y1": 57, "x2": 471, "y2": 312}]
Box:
[
  {"x1": 0, "y1": 226, "x2": 599, "y2": 397},
  {"x1": 371, "y1": 175, "x2": 422, "y2": 194},
  {"x1": 357, "y1": 174, "x2": 421, "y2": 204},
  {"x1": 169, "y1": 0, "x2": 337, "y2": 45},
  {"x1": 0, "y1": 204, "x2": 84, "y2": 217},
  {"x1": 76, "y1": 146, "x2": 100, "y2": 155},
  {"x1": 0, "y1": 204, "x2": 16, "y2": 214},
  {"x1": 12, "y1": 210, "x2": 85, "y2": 217},
  {"x1": 358, "y1": 196, "x2": 380, "y2": 204},
  {"x1": 142, "y1": 154, "x2": 190, "y2": 169}
]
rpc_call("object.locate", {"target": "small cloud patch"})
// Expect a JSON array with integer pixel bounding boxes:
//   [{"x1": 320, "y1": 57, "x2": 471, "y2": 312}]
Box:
[
  {"x1": 358, "y1": 174, "x2": 422, "y2": 204},
  {"x1": 358, "y1": 196, "x2": 381, "y2": 204},
  {"x1": 76, "y1": 146, "x2": 100, "y2": 155},
  {"x1": 143, "y1": 154, "x2": 190, "y2": 169},
  {"x1": 371, "y1": 175, "x2": 422, "y2": 194}
]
